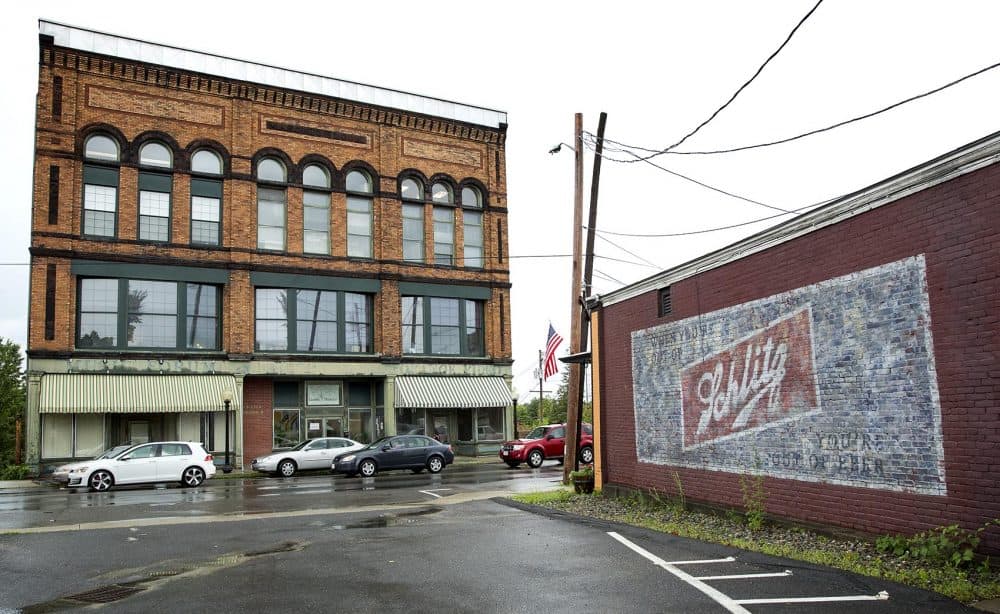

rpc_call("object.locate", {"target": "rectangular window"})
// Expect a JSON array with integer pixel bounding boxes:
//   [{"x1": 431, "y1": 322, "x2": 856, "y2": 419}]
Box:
[
  {"x1": 433, "y1": 207, "x2": 454, "y2": 265},
  {"x1": 347, "y1": 195, "x2": 373, "y2": 258},
  {"x1": 191, "y1": 178, "x2": 222, "y2": 245},
  {"x1": 254, "y1": 288, "x2": 372, "y2": 353},
  {"x1": 52, "y1": 75, "x2": 63, "y2": 120},
  {"x1": 401, "y1": 296, "x2": 424, "y2": 354},
  {"x1": 477, "y1": 407, "x2": 504, "y2": 442},
  {"x1": 257, "y1": 187, "x2": 286, "y2": 250},
  {"x1": 186, "y1": 284, "x2": 218, "y2": 349},
  {"x1": 76, "y1": 278, "x2": 220, "y2": 350},
  {"x1": 396, "y1": 408, "x2": 425, "y2": 436},
  {"x1": 463, "y1": 210, "x2": 483, "y2": 267},
  {"x1": 177, "y1": 413, "x2": 201, "y2": 442},
  {"x1": 40, "y1": 414, "x2": 104, "y2": 459},
  {"x1": 401, "y1": 296, "x2": 485, "y2": 356},
  {"x1": 138, "y1": 173, "x2": 171, "y2": 242},
  {"x1": 303, "y1": 190, "x2": 330, "y2": 254},
  {"x1": 402, "y1": 203, "x2": 424, "y2": 262},
  {"x1": 274, "y1": 408, "x2": 301, "y2": 448},
  {"x1": 75, "y1": 414, "x2": 104, "y2": 458},
  {"x1": 82, "y1": 165, "x2": 118, "y2": 237}
]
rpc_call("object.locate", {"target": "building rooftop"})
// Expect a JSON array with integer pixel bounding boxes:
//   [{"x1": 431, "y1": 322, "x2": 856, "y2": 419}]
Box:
[{"x1": 39, "y1": 20, "x2": 508, "y2": 129}]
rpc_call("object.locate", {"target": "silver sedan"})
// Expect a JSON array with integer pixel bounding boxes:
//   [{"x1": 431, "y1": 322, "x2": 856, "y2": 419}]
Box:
[{"x1": 251, "y1": 437, "x2": 364, "y2": 477}]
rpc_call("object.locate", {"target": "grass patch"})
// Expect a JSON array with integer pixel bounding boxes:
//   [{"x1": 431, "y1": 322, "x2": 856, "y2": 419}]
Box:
[{"x1": 510, "y1": 490, "x2": 1000, "y2": 605}]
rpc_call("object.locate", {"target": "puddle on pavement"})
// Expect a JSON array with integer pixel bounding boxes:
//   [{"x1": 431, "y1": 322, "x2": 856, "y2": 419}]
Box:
[
  {"x1": 20, "y1": 541, "x2": 307, "y2": 613},
  {"x1": 332, "y1": 506, "x2": 442, "y2": 530}
]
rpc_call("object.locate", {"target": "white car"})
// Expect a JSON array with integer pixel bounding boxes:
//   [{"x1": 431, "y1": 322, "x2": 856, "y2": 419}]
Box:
[
  {"x1": 251, "y1": 437, "x2": 365, "y2": 477},
  {"x1": 66, "y1": 441, "x2": 216, "y2": 492},
  {"x1": 50, "y1": 444, "x2": 133, "y2": 485}
]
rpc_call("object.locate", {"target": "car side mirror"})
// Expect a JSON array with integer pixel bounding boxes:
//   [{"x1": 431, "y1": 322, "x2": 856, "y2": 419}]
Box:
[
  {"x1": 120, "y1": 456, "x2": 131, "y2": 461},
  {"x1": 545, "y1": 435, "x2": 554, "y2": 440},
  {"x1": 381, "y1": 445, "x2": 392, "y2": 452}
]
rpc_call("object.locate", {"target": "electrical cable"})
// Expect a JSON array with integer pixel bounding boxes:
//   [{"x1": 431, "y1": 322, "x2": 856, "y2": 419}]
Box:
[
  {"x1": 594, "y1": 233, "x2": 661, "y2": 269},
  {"x1": 653, "y1": 0, "x2": 824, "y2": 156},
  {"x1": 592, "y1": 269, "x2": 625, "y2": 285},
  {"x1": 591, "y1": 57, "x2": 1000, "y2": 158}
]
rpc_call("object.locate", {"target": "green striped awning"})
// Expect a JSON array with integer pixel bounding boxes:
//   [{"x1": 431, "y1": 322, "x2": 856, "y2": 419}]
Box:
[
  {"x1": 39, "y1": 374, "x2": 241, "y2": 414},
  {"x1": 394, "y1": 376, "x2": 512, "y2": 409}
]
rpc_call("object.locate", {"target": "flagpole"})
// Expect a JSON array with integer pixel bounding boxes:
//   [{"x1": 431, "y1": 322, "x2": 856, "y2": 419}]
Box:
[{"x1": 537, "y1": 349, "x2": 544, "y2": 423}]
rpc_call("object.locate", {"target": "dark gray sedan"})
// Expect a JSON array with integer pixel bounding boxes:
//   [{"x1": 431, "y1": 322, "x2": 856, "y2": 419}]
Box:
[{"x1": 332, "y1": 435, "x2": 454, "y2": 477}]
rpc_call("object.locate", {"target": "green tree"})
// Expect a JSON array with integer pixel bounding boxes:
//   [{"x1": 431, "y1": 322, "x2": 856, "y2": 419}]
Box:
[{"x1": 0, "y1": 338, "x2": 26, "y2": 466}]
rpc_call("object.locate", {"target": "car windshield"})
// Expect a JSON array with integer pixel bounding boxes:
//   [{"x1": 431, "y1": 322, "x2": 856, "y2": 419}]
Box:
[
  {"x1": 363, "y1": 437, "x2": 392, "y2": 450},
  {"x1": 97, "y1": 445, "x2": 133, "y2": 460},
  {"x1": 289, "y1": 440, "x2": 312, "y2": 451},
  {"x1": 524, "y1": 426, "x2": 548, "y2": 440}
]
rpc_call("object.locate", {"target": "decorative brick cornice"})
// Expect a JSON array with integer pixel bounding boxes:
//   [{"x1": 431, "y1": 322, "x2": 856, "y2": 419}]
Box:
[{"x1": 40, "y1": 43, "x2": 507, "y2": 146}]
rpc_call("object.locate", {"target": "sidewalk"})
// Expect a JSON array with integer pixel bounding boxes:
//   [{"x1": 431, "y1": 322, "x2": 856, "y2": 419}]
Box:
[{"x1": 0, "y1": 480, "x2": 46, "y2": 492}]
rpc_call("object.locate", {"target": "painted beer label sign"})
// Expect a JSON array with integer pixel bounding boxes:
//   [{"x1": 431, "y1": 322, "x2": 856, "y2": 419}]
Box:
[
  {"x1": 680, "y1": 307, "x2": 819, "y2": 450},
  {"x1": 630, "y1": 256, "x2": 946, "y2": 495}
]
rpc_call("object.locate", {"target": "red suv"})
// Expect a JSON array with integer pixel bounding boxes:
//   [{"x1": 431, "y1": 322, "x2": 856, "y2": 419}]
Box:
[{"x1": 499, "y1": 423, "x2": 594, "y2": 468}]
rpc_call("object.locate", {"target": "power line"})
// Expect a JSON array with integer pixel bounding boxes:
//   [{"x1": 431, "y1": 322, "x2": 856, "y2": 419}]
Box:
[
  {"x1": 592, "y1": 269, "x2": 625, "y2": 285},
  {"x1": 594, "y1": 233, "x2": 660, "y2": 269},
  {"x1": 595, "y1": 57, "x2": 1000, "y2": 158},
  {"x1": 653, "y1": 0, "x2": 825, "y2": 156}
]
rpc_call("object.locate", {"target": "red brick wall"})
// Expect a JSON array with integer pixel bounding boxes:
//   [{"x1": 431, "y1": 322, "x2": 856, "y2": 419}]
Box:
[
  {"x1": 599, "y1": 160, "x2": 1000, "y2": 549},
  {"x1": 242, "y1": 377, "x2": 273, "y2": 469}
]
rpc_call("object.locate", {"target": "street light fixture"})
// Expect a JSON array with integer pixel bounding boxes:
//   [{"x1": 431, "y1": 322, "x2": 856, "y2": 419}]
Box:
[{"x1": 221, "y1": 389, "x2": 234, "y2": 474}]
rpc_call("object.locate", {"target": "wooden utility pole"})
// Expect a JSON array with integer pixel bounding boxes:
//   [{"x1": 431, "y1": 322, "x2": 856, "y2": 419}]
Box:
[
  {"x1": 537, "y1": 349, "x2": 544, "y2": 423},
  {"x1": 573, "y1": 111, "x2": 607, "y2": 471},
  {"x1": 563, "y1": 113, "x2": 585, "y2": 484}
]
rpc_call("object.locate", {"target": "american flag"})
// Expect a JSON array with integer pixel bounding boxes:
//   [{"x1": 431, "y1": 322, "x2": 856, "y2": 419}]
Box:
[{"x1": 543, "y1": 324, "x2": 564, "y2": 380}]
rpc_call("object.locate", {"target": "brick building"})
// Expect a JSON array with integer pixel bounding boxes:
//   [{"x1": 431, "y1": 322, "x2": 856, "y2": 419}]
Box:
[
  {"x1": 589, "y1": 131, "x2": 1000, "y2": 549},
  {"x1": 25, "y1": 21, "x2": 513, "y2": 472}
]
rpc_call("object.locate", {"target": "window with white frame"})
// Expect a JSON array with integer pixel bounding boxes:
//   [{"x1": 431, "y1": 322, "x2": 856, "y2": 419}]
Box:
[
  {"x1": 191, "y1": 149, "x2": 222, "y2": 245},
  {"x1": 432, "y1": 182, "x2": 454, "y2": 265},
  {"x1": 346, "y1": 170, "x2": 373, "y2": 259},
  {"x1": 401, "y1": 178, "x2": 424, "y2": 262},
  {"x1": 82, "y1": 135, "x2": 120, "y2": 238},
  {"x1": 303, "y1": 164, "x2": 331, "y2": 254},
  {"x1": 257, "y1": 158, "x2": 287, "y2": 250},
  {"x1": 462, "y1": 186, "x2": 484, "y2": 268}
]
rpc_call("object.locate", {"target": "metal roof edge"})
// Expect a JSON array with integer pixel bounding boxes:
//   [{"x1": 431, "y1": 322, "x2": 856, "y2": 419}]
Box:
[
  {"x1": 38, "y1": 19, "x2": 508, "y2": 129},
  {"x1": 600, "y1": 129, "x2": 1000, "y2": 307}
]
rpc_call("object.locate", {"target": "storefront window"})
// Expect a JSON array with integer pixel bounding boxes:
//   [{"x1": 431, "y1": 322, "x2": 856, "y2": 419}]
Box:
[
  {"x1": 178, "y1": 413, "x2": 200, "y2": 443},
  {"x1": 349, "y1": 408, "x2": 372, "y2": 443},
  {"x1": 41, "y1": 414, "x2": 73, "y2": 458},
  {"x1": 75, "y1": 414, "x2": 105, "y2": 457},
  {"x1": 396, "y1": 408, "x2": 424, "y2": 435},
  {"x1": 273, "y1": 409, "x2": 301, "y2": 448},
  {"x1": 457, "y1": 411, "x2": 473, "y2": 441},
  {"x1": 477, "y1": 407, "x2": 504, "y2": 441}
]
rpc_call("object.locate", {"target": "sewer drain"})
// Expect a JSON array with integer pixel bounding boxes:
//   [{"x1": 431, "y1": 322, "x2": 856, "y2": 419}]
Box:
[{"x1": 66, "y1": 584, "x2": 144, "y2": 603}]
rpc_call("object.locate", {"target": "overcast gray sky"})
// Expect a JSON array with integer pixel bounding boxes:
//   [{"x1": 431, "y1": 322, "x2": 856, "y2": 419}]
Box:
[{"x1": 2, "y1": 1, "x2": 999, "y2": 397}]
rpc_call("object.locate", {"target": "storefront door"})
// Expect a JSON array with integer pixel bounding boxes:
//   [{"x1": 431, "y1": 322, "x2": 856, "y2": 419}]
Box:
[{"x1": 431, "y1": 413, "x2": 450, "y2": 443}]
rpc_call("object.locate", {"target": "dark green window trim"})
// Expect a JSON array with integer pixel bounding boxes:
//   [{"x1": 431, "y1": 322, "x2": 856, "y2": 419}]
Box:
[
  {"x1": 401, "y1": 296, "x2": 485, "y2": 357},
  {"x1": 83, "y1": 165, "x2": 119, "y2": 187},
  {"x1": 190, "y1": 178, "x2": 223, "y2": 246},
  {"x1": 138, "y1": 172, "x2": 172, "y2": 192},
  {"x1": 138, "y1": 171, "x2": 173, "y2": 243},
  {"x1": 254, "y1": 287, "x2": 373, "y2": 354},
  {"x1": 250, "y1": 272, "x2": 380, "y2": 294},
  {"x1": 72, "y1": 260, "x2": 229, "y2": 284},
  {"x1": 82, "y1": 164, "x2": 119, "y2": 239},
  {"x1": 76, "y1": 277, "x2": 221, "y2": 351},
  {"x1": 397, "y1": 282, "x2": 490, "y2": 301}
]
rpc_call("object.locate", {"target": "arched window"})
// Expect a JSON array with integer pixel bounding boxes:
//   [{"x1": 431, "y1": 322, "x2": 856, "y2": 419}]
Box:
[
  {"x1": 257, "y1": 158, "x2": 287, "y2": 250},
  {"x1": 191, "y1": 149, "x2": 222, "y2": 175},
  {"x1": 139, "y1": 142, "x2": 172, "y2": 168},
  {"x1": 82, "y1": 134, "x2": 120, "y2": 237},
  {"x1": 302, "y1": 164, "x2": 331, "y2": 254},
  {"x1": 401, "y1": 178, "x2": 424, "y2": 263},
  {"x1": 462, "y1": 186, "x2": 484, "y2": 268},
  {"x1": 346, "y1": 170, "x2": 373, "y2": 259},
  {"x1": 137, "y1": 142, "x2": 173, "y2": 242},
  {"x1": 190, "y1": 150, "x2": 223, "y2": 245},
  {"x1": 84, "y1": 135, "x2": 119, "y2": 161},
  {"x1": 431, "y1": 182, "x2": 455, "y2": 265}
]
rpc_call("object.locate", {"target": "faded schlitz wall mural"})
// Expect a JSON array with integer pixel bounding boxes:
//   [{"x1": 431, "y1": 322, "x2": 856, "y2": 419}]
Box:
[{"x1": 631, "y1": 255, "x2": 946, "y2": 495}]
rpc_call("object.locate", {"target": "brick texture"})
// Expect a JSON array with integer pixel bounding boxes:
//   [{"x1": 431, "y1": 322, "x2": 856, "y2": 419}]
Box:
[{"x1": 599, "y1": 159, "x2": 1000, "y2": 551}]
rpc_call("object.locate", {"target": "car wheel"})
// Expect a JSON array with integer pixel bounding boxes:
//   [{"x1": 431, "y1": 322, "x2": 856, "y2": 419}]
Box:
[
  {"x1": 504, "y1": 461, "x2": 521, "y2": 469},
  {"x1": 411, "y1": 468, "x2": 425, "y2": 474},
  {"x1": 88, "y1": 470, "x2": 114, "y2": 492},
  {"x1": 359, "y1": 459, "x2": 377, "y2": 477},
  {"x1": 527, "y1": 449, "x2": 544, "y2": 468},
  {"x1": 579, "y1": 446, "x2": 595, "y2": 464},
  {"x1": 427, "y1": 456, "x2": 444, "y2": 474},
  {"x1": 278, "y1": 459, "x2": 297, "y2": 478},
  {"x1": 181, "y1": 466, "x2": 206, "y2": 487}
]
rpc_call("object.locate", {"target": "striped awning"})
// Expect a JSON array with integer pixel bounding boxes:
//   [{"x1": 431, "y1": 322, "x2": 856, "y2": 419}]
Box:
[
  {"x1": 394, "y1": 376, "x2": 512, "y2": 409},
  {"x1": 39, "y1": 374, "x2": 241, "y2": 414}
]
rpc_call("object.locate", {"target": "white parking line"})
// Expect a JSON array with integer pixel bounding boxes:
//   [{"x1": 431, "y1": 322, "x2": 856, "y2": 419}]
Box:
[
  {"x1": 608, "y1": 532, "x2": 751, "y2": 614},
  {"x1": 419, "y1": 489, "x2": 453, "y2": 499},
  {"x1": 697, "y1": 571, "x2": 792, "y2": 580},
  {"x1": 734, "y1": 592, "x2": 890, "y2": 605}
]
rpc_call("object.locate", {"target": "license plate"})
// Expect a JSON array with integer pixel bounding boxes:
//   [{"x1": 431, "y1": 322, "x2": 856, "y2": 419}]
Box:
[{"x1": 501, "y1": 451, "x2": 508, "y2": 456}]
